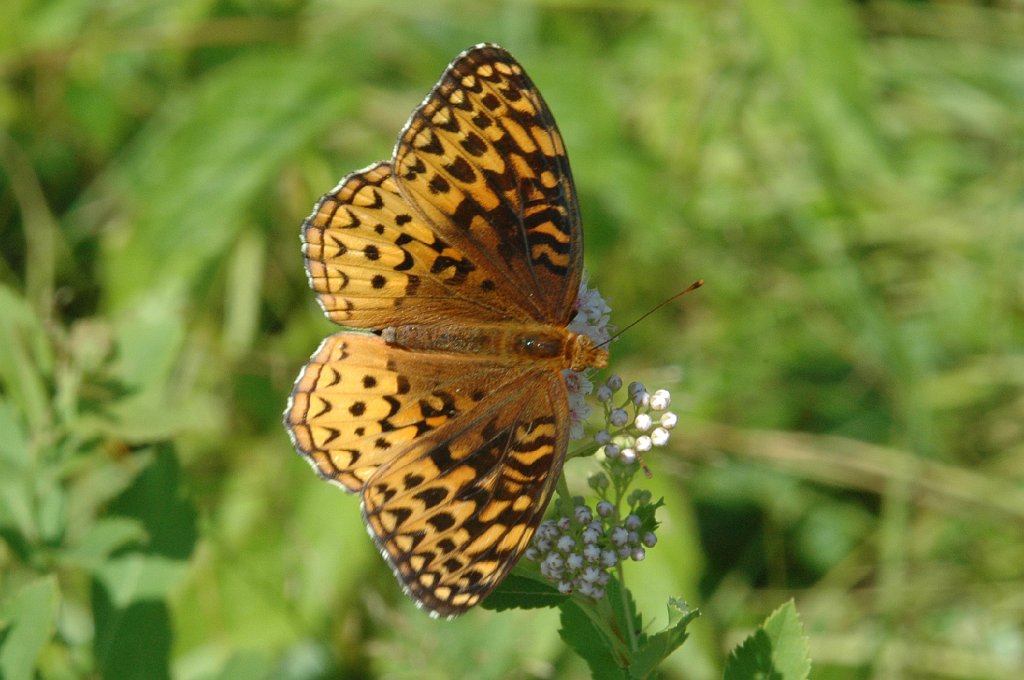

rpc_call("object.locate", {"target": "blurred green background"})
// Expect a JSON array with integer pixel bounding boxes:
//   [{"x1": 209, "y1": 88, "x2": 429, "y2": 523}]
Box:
[{"x1": 1, "y1": 0, "x2": 1022, "y2": 678}]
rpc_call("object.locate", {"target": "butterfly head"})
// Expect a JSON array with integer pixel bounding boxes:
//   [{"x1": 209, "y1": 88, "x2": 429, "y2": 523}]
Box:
[{"x1": 566, "y1": 332, "x2": 609, "y2": 372}]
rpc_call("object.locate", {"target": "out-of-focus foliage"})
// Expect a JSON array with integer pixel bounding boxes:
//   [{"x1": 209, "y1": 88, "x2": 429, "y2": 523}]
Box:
[{"x1": 1, "y1": 1, "x2": 1021, "y2": 678}]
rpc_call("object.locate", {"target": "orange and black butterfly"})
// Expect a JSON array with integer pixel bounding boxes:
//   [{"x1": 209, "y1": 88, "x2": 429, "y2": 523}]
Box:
[{"x1": 285, "y1": 44, "x2": 606, "y2": 617}]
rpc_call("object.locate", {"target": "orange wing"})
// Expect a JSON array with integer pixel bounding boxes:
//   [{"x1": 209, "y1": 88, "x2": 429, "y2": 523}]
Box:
[
  {"x1": 303, "y1": 162, "x2": 538, "y2": 328},
  {"x1": 394, "y1": 44, "x2": 583, "y2": 325},
  {"x1": 285, "y1": 332, "x2": 570, "y2": 616}
]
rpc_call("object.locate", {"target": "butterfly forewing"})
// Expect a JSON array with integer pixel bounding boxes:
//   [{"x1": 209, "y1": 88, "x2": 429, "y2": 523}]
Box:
[
  {"x1": 303, "y1": 162, "x2": 532, "y2": 328},
  {"x1": 286, "y1": 43, "x2": 594, "y2": 617},
  {"x1": 394, "y1": 45, "x2": 583, "y2": 325}
]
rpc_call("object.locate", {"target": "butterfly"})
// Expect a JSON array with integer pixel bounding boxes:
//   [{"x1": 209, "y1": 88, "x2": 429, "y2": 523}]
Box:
[{"x1": 284, "y1": 43, "x2": 608, "y2": 618}]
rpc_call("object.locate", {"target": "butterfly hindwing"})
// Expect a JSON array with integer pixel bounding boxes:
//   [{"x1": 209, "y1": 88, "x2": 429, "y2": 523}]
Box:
[
  {"x1": 286, "y1": 332, "x2": 533, "y2": 492},
  {"x1": 286, "y1": 331, "x2": 570, "y2": 616},
  {"x1": 362, "y1": 368, "x2": 569, "y2": 616}
]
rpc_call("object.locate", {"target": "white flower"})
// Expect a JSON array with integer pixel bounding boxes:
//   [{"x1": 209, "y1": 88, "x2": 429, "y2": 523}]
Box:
[
  {"x1": 564, "y1": 369, "x2": 595, "y2": 440},
  {"x1": 651, "y1": 428, "x2": 670, "y2": 447},
  {"x1": 634, "y1": 413, "x2": 653, "y2": 432},
  {"x1": 660, "y1": 412, "x2": 678, "y2": 429},
  {"x1": 649, "y1": 389, "x2": 671, "y2": 410},
  {"x1": 570, "y1": 271, "x2": 613, "y2": 345},
  {"x1": 635, "y1": 435, "x2": 652, "y2": 452},
  {"x1": 611, "y1": 527, "x2": 629, "y2": 545}
]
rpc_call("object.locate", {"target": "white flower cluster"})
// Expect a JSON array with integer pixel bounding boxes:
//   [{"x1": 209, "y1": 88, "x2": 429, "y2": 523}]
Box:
[
  {"x1": 569, "y1": 271, "x2": 613, "y2": 346},
  {"x1": 525, "y1": 497, "x2": 658, "y2": 599},
  {"x1": 595, "y1": 378, "x2": 677, "y2": 465},
  {"x1": 564, "y1": 273, "x2": 613, "y2": 440}
]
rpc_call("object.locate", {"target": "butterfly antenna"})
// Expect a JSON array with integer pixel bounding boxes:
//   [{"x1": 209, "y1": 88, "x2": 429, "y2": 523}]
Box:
[{"x1": 598, "y1": 279, "x2": 704, "y2": 348}]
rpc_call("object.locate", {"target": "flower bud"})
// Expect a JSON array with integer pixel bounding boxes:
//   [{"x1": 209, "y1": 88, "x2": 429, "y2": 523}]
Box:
[{"x1": 649, "y1": 389, "x2": 671, "y2": 411}]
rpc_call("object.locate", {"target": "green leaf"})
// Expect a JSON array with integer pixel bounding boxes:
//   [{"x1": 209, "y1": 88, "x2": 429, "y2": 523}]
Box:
[
  {"x1": 559, "y1": 599, "x2": 628, "y2": 680},
  {"x1": 0, "y1": 576, "x2": 60, "y2": 680},
  {"x1": 481, "y1": 570, "x2": 566, "y2": 612},
  {"x1": 628, "y1": 599, "x2": 700, "y2": 679},
  {"x1": 63, "y1": 517, "x2": 148, "y2": 569},
  {"x1": 0, "y1": 399, "x2": 29, "y2": 469},
  {"x1": 0, "y1": 400, "x2": 34, "y2": 542},
  {"x1": 107, "y1": 445, "x2": 197, "y2": 560},
  {"x1": 92, "y1": 579, "x2": 172, "y2": 680},
  {"x1": 0, "y1": 286, "x2": 52, "y2": 433},
  {"x1": 605, "y1": 574, "x2": 643, "y2": 651},
  {"x1": 724, "y1": 600, "x2": 811, "y2": 680},
  {"x1": 94, "y1": 554, "x2": 189, "y2": 607}
]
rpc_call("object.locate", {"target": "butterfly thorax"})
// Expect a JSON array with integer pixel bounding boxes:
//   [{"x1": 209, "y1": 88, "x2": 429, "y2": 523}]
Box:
[{"x1": 382, "y1": 324, "x2": 608, "y2": 372}]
